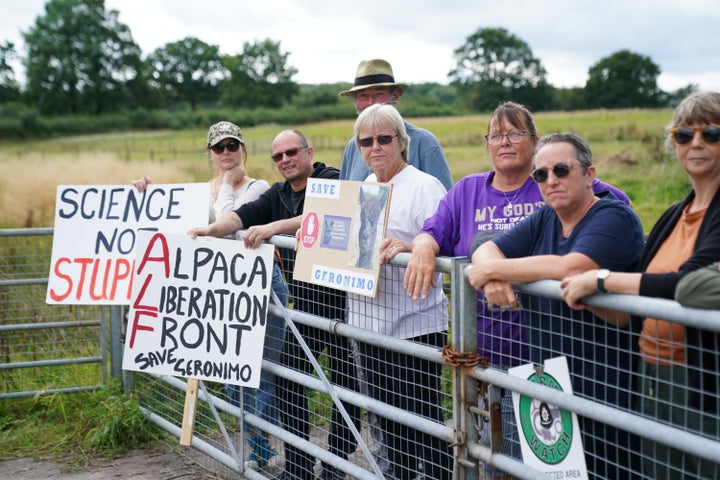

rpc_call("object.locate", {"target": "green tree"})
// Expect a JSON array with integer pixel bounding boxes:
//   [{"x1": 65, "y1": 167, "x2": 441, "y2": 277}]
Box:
[
  {"x1": 448, "y1": 27, "x2": 552, "y2": 111},
  {"x1": 551, "y1": 86, "x2": 588, "y2": 111},
  {"x1": 584, "y1": 50, "x2": 662, "y2": 108},
  {"x1": 220, "y1": 39, "x2": 298, "y2": 108},
  {"x1": 400, "y1": 82, "x2": 463, "y2": 116},
  {"x1": 23, "y1": 0, "x2": 145, "y2": 115},
  {"x1": 663, "y1": 83, "x2": 699, "y2": 108},
  {"x1": 292, "y1": 83, "x2": 344, "y2": 108},
  {"x1": 0, "y1": 41, "x2": 21, "y2": 103},
  {"x1": 146, "y1": 37, "x2": 224, "y2": 110}
]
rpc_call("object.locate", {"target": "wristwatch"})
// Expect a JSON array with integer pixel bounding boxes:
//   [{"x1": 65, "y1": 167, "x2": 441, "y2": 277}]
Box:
[{"x1": 596, "y1": 269, "x2": 610, "y2": 293}]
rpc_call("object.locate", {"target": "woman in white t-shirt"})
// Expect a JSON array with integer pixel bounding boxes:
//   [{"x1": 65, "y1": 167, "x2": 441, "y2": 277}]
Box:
[{"x1": 348, "y1": 104, "x2": 452, "y2": 480}]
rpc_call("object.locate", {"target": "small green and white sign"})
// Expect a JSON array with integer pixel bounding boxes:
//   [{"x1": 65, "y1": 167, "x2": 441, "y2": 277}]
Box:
[{"x1": 509, "y1": 356, "x2": 588, "y2": 479}]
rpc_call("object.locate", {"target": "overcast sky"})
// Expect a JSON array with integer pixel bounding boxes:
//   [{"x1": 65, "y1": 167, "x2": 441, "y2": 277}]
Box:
[{"x1": 2, "y1": 0, "x2": 719, "y2": 93}]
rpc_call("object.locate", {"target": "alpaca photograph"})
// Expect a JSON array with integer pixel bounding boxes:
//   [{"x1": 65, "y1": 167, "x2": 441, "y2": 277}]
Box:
[{"x1": 350, "y1": 184, "x2": 389, "y2": 270}]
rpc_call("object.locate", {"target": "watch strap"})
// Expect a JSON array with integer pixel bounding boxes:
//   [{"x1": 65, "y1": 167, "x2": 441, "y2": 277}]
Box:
[{"x1": 597, "y1": 269, "x2": 609, "y2": 293}]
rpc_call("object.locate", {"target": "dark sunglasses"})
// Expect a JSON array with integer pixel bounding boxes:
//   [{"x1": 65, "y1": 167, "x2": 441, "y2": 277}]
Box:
[
  {"x1": 358, "y1": 134, "x2": 397, "y2": 148},
  {"x1": 210, "y1": 139, "x2": 241, "y2": 154},
  {"x1": 671, "y1": 125, "x2": 720, "y2": 145},
  {"x1": 271, "y1": 146, "x2": 308, "y2": 162},
  {"x1": 532, "y1": 162, "x2": 574, "y2": 183}
]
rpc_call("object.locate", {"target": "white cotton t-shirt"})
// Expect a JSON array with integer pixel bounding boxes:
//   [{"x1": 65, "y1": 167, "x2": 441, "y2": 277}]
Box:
[{"x1": 347, "y1": 165, "x2": 449, "y2": 339}]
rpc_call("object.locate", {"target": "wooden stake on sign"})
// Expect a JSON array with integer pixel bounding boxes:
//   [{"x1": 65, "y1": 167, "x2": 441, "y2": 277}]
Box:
[{"x1": 180, "y1": 378, "x2": 200, "y2": 446}]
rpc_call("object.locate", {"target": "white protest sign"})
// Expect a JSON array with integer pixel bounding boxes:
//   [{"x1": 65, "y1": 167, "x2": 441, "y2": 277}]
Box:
[
  {"x1": 121, "y1": 231, "x2": 274, "y2": 388},
  {"x1": 46, "y1": 183, "x2": 209, "y2": 305},
  {"x1": 509, "y1": 356, "x2": 589, "y2": 479}
]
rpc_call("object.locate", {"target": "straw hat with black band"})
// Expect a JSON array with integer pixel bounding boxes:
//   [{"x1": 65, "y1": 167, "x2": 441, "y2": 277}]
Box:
[{"x1": 338, "y1": 59, "x2": 410, "y2": 97}]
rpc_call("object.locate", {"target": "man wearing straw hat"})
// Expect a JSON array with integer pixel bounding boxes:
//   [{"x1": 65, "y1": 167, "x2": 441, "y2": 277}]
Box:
[{"x1": 338, "y1": 59, "x2": 453, "y2": 190}]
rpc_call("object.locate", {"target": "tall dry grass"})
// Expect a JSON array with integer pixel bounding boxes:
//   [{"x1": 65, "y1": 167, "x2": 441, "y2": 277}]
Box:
[
  {"x1": 0, "y1": 109, "x2": 685, "y2": 230},
  {"x1": 0, "y1": 153, "x2": 200, "y2": 227}
]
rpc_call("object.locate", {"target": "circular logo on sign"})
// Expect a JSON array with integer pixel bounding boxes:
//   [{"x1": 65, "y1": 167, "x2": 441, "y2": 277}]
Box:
[
  {"x1": 301, "y1": 211, "x2": 319, "y2": 249},
  {"x1": 518, "y1": 371, "x2": 573, "y2": 465}
]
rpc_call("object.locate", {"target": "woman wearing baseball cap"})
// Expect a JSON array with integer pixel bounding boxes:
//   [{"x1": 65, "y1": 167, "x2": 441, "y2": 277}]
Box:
[{"x1": 133, "y1": 120, "x2": 287, "y2": 470}]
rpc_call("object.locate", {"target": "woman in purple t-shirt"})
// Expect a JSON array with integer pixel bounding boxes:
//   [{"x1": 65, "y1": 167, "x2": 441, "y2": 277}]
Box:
[
  {"x1": 405, "y1": 101, "x2": 631, "y2": 479},
  {"x1": 406, "y1": 101, "x2": 631, "y2": 364}
]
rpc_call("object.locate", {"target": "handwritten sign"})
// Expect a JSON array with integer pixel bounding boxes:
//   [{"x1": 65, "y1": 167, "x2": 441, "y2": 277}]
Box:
[
  {"x1": 509, "y1": 356, "x2": 588, "y2": 479},
  {"x1": 122, "y1": 231, "x2": 274, "y2": 388},
  {"x1": 294, "y1": 179, "x2": 391, "y2": 297},
  {"x1": 46, "y1": 184, "x2": 209, "y2": 304}
]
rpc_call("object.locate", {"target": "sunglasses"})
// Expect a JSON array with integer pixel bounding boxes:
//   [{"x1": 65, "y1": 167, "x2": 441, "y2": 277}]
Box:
[
  {"x1": 271, "y1": 146, "x2": 308, "y2": 162},
  {"x1": 210, "y1": 139, "x2": 241, "y2": 154},
  {"x1": 671, "y1": 125, "x2": 720, "y2": 145},
  {"x1": 358, "y1": 134, "x2": 397, "y2": 148},
  {"x1": 532, "y1": 162, "x2": 576, "y2": 183}
]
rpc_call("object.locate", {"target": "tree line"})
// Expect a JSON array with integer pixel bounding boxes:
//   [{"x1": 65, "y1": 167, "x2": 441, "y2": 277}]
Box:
[{"x1": 0, "y1": 0, "x2": 698, "y2": 139}]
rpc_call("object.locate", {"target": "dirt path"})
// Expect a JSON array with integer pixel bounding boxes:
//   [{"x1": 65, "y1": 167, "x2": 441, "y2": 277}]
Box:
[
  {"x1": 0, "y1": 441, "x2": 229, "y2": 480},
  {"x1": 1, "y1": 424, "x2": 377, "y2": 479}
]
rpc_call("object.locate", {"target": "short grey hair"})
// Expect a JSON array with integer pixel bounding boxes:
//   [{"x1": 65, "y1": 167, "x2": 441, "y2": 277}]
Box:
[
  {"x1": 536, "y1": 132, "x2": 592, "y2": 169},
  {"x1": 354, "y1": 104, "x2": 410, "y2": 162}
]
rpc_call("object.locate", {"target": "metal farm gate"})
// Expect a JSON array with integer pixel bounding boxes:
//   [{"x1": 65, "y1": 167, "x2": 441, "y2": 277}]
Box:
[{"x1": 2, "y1": 228, "x2": 719, "y2": 479}]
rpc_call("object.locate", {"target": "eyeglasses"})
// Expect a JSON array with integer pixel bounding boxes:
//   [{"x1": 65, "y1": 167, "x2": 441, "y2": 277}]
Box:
[
  {"x1": 532, "y1": 162, "x2": 576, "y2": 183},
  {"x1": 671, "y1": 125, "x2": 720, "y2": 145},
  {"x1": 271, "y1": 146, "x2": 308, "y2": 162},
  {"x1": 210, "y1": 139, "x2": 241, "y2": 154},
  {"x1": 358, "y1": 134, "x2": 397, "y2": 148},
  {"x1": 485, "y1": 130, "x2": 531, "y2": 146}
]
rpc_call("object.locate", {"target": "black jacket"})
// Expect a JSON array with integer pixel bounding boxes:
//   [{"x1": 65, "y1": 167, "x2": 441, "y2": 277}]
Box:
[
  {"x1": 235, "y1": 162, "x2": 339, "y2": 225},
  {"x1": 233, "y1": 162, "x2": 346, "y2": 320},
  {"x1": 639, "y1": 187, "x2": 720, "y2": 298},
  {"x1": 637, "y1": 186, "x2": 720, "y2": 413}
]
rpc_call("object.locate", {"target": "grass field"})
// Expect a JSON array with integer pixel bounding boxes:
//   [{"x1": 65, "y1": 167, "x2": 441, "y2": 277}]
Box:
[{"x1": 0, "y1": 108, "x2": 690, "y2": 232}]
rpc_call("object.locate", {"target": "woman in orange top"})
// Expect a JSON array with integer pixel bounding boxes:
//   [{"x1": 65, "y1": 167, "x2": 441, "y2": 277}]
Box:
[{"x1": 561, "y1": 91, "x2": 720, "y2": 479}]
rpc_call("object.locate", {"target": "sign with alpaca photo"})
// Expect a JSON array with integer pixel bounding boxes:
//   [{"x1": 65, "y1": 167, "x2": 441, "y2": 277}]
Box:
[{"x1": 294, "y1": 178, "x2": 392, "y2": 297}]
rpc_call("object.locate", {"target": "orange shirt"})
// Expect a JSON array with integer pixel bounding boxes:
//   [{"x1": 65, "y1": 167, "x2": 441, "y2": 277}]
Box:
[{"x1": 639, "y1": 205, "x2": 706, "y2": 365}]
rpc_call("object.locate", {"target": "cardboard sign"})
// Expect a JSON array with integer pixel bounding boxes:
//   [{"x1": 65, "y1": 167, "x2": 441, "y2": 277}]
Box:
[
  {"x1": 509, "y1": 356, "x2": 589, "y2": 479},
  {"x1": 294, "y1": 179, "x2": 392, "y2": 297},
  {"x1": 122, "y1": 231, "x2": 274, "y2": 388},
  {"x1": 46, "y1": 184, "x2": 209, "y2": 305}
]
